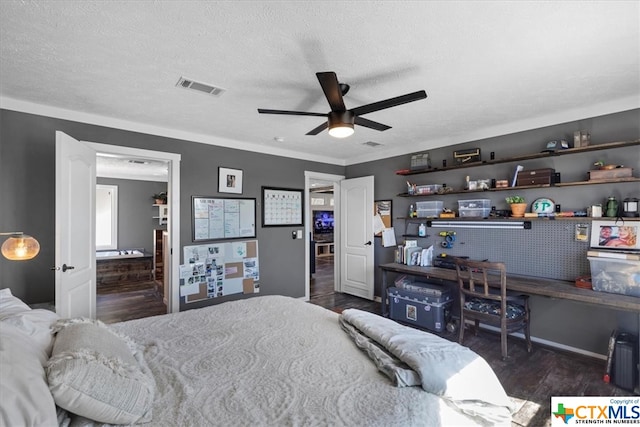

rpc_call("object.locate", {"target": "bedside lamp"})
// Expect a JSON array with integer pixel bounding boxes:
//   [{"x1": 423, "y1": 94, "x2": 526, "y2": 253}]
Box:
[{"x1": 1, "y1": 232, "x2": 40, "y2": 261}]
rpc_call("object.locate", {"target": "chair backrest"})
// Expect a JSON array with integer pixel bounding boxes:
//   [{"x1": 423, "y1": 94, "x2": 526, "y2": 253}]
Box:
[{"x1": 454, "y1": 258, "x2": 507, "y2": 302}]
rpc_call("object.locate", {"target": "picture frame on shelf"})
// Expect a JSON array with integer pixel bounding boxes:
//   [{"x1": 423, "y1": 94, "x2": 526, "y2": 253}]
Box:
[
  {"x1": 589, "y1": 219, "x2": 640, "y2": 251},
  {"x1": 374, "y1": 200, "x2": 392, "y2": 237},
  {"x1": 218, "y1": 167, "x2": 243, "y2": 194}
]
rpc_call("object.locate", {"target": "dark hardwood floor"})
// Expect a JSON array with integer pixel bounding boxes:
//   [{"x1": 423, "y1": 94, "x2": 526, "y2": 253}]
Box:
[
  {"x1": 99, "y1": 256, "x2": 634, "y2": 427},
  {"x1": 309, "y1": 257, "x2": 634, "y2": 427},
  {"x1": 97, "y1": 279, "x2": 167, "y2": 324}
]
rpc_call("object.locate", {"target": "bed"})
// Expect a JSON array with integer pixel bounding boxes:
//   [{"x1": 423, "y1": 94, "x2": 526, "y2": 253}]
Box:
[{"x1": 0, "y1": 289, "x2": 514, "y2": 426}]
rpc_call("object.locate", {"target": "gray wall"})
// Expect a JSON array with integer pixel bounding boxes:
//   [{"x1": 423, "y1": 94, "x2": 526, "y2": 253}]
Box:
[
  {"x1": 0, "y1": 109, "x2": 343, "y2": 309},
  {"x1": 1, "y1": 107, "x2": 638, "y2": 355},
  {"x1": 96, "y1": 177, "x2": 167, "y2": 253},
  {"x1": 345, "y1": 108, "x2": 640, "y2": 354}
]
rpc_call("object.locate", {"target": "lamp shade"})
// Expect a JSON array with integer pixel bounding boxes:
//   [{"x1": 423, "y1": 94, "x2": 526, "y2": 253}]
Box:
[
  {"x1": 1, "y1": 235, "x2": 40, "y2": 260},
  {"x1": 328, "y1": 111, "x2": 355, "y2": 138}
]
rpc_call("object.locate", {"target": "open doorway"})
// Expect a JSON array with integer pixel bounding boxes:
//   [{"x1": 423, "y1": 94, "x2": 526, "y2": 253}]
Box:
[
  {"x1": 89, "y1": 143, "x2": 181, "y2": 323},
  {"x1": 309, "y1": 180, "x2": 335, "y2": 301},
  {"x1": 304, "y1": 172, "x2": 377, "y2": 309},
  {"x1": 304, "y1": 171, "x2": 343, "y2": 301},
  {"x1": 94, "y1": 173, "x2": 168, "y2": 323}
]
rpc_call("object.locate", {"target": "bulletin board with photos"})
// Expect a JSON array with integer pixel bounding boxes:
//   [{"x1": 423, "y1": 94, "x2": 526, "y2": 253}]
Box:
[{"x1": 181, "y1": 240, "x2": 260, "y2": 303}]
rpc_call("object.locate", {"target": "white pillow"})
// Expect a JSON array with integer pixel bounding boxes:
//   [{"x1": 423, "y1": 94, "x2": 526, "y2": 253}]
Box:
[
  {"x1": 1, "y1": 309, "x2": 60, "y2": 358},
  {"x1": 46, "y1": 318, "x2": 155, "y2": 425},
  {"x1": 0, "y1": 323, "x2": 58, "y2": 427},
  {"x1": 0, "y1": 287, "x2": 31, "y2": 319}
]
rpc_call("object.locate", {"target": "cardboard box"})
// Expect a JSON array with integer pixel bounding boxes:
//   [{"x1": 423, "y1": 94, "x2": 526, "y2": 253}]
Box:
[{"x1": 388, "y1": 285, "x2": 452, "y2": 332}]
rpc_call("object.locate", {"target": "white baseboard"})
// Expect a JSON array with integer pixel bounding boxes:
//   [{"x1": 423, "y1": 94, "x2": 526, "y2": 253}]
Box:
[{"x1": 478, "y1": 323, "x2": 607, "y2": 360}]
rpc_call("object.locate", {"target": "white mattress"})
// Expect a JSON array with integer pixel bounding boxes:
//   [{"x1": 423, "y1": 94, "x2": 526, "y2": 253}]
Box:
[{"x1": 108, "y1": 295, "x2": 497, "y2": 426}]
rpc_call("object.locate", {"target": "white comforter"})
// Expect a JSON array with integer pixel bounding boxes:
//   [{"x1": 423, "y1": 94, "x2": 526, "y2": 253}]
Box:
[
  {"x1": 97, "y1": 295, "x2": 511, "y2": 426},
  {"x1": 339, "y1": 308, "x2": 514, "y2": 425}
]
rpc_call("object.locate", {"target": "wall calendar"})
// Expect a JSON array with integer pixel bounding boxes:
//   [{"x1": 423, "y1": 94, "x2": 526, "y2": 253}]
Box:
[{"x1": 261, "y1": 187, "x2": 304, "y2": 227}]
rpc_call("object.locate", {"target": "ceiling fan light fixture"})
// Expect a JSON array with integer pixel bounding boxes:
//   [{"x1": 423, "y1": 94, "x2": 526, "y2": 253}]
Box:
[{"x1": 328, "y1": 111, "x2": 355, "y2": 138}]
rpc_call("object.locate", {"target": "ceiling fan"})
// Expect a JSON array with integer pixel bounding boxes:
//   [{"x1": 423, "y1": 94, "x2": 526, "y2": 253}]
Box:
[{"x1": 258, "y1": 71, "x2": 427, "y2": 138}]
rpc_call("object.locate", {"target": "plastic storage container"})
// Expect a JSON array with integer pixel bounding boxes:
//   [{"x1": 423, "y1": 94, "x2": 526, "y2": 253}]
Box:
[
  {"x1": 416, "y1": 200, "x2": 443, "y2": 218},
  {"x1": 587, "y1": 251, "x2": 640, "y2": 297},
  {"x1": 458, "y1": 199, "x2": 491, "y2": 218},
  {"x1": 388, "y1": 284, "x2": 452, "y2": 332},
  {"x1": 414, "y1": 184, "x2": 442, "y2": 195}
]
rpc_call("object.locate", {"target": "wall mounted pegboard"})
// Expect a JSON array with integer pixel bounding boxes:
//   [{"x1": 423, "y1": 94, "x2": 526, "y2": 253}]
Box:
[{"x1": 421, "y1": 221, "x2": 590, "y2": 281}]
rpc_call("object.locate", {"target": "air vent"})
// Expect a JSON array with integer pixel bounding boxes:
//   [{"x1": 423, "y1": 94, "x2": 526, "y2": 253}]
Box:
[
  {"x1": 176, "y1": 76, "x2": 226, "y2": 97},
  {"x1": 363, "y1": 141, "x2": 382, "y2": 147}
]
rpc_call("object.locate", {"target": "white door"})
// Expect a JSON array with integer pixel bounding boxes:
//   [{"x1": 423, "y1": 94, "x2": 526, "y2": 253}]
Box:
[
  {"x1": 340, "y1": 176, "x2": 374, "y2": 300},
  {"x1": 55, "y1": 131, "x2": 96, "y2": 318}
]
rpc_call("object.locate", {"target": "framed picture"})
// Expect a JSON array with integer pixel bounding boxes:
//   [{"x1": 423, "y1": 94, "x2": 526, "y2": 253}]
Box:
[
  {"x1": 218, "y1": 167, "x2": 243, "y2": 194},
  {"x1": 590, "y1": 219, "x2": 640, "y2": 251},
  {"x1": 374, "y1": 200, "x2": 392, "y2": 237},
  {"x1": 262, "y1": 186, "x2": 304, "y2": 227}
]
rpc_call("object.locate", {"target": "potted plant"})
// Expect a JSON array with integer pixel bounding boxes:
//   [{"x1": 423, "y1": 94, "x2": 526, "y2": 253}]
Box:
[
  {"x1": 505, "y1": 195, "x2": 527, "y2": 217},
  {"x1": 152, "y1": 192, "x2": 167, "y2": 205}
]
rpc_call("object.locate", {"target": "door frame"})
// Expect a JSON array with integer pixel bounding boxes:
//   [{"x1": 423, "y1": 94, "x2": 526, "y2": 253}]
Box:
[
  {"x1": 304, "y1": 171, "x2": 345, "y2": 301},
  {"x1": 88, "y1": 142, "x2": 181, "y2": 313}
]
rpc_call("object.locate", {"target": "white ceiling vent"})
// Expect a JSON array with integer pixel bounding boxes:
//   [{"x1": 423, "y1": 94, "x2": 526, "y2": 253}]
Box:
[
  {"x1": 176, "y1": 76, "x2": 226, "y2": 97},
  {"x1": 363, "y1": 141, "x2": 382, "y2": 147}
]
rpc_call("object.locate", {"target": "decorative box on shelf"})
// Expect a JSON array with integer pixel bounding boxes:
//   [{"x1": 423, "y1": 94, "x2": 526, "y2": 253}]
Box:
[
  {"x1": 410, "y1": 153, "x2": 431, "y2": 170},
  {"x1": 588, "y1": 167, "x2": 633, "y2": 180},
  {"x1": 516, "y1": 168, "x2": 558, "y2": 186}
]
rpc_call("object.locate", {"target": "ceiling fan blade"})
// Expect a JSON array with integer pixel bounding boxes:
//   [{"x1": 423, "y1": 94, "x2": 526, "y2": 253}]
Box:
[
  {"x1": 355, "y1": 116, "x2": 391, "y2": 131},
  {"x1": 306, "y1": 122, "x2": 328, "y2": 135},
  {"x1": 316, "y1": 72, "x2": 346, "y2": 112},
  {"x1": 350, "y1": 90, "x2": 427, "y2": 116},
  {"x1": 258, "y1": 108, "x2": 326, "y2": 117}
]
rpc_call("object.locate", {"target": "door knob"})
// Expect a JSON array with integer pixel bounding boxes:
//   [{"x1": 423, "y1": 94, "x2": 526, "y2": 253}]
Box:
[
  {"x1": 364, "y1": 241, "x2": 372, "y2": 246},
  {"x1": 62, "y1": 264, "x2": 75, "y2": 272}
]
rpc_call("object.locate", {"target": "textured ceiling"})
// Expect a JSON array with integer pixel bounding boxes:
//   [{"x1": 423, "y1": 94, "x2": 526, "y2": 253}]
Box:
[{"x1": 1, "y1": 1, "x2": 639, "y2": 168}]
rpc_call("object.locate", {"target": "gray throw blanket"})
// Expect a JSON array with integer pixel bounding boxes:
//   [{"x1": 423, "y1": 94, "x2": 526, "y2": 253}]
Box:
[{"x1": 339, "y1": 308, "x2": 515, "y2": 426}]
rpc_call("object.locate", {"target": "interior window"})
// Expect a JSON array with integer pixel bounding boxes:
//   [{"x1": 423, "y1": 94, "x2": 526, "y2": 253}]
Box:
[{"x1": 96, "y1": 184, "x2": 118, "y2": 250}]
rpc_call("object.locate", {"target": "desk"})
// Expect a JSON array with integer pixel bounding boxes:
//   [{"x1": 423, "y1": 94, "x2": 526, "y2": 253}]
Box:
[
  {"x1": 381, "y1": 262, "x2": 640, "y2": 393},
  {"x1": 380, "y1": 263, "x2": 640, "y2": 317}
]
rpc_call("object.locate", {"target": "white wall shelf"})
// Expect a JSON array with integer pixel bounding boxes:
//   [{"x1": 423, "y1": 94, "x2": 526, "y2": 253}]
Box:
[{"x1": 153, "y1": 204, "x2": 168, "y2": 225}]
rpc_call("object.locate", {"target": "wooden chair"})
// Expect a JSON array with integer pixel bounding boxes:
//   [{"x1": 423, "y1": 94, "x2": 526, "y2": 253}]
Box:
[{"x1": 454, "y1": 258, "x2": 532, "y2": 360}]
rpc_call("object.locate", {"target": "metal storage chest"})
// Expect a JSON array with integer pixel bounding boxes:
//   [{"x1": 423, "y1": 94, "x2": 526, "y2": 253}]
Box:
[{"x1": 388, "y1": 284, "x2": 452, "y2": 332}]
